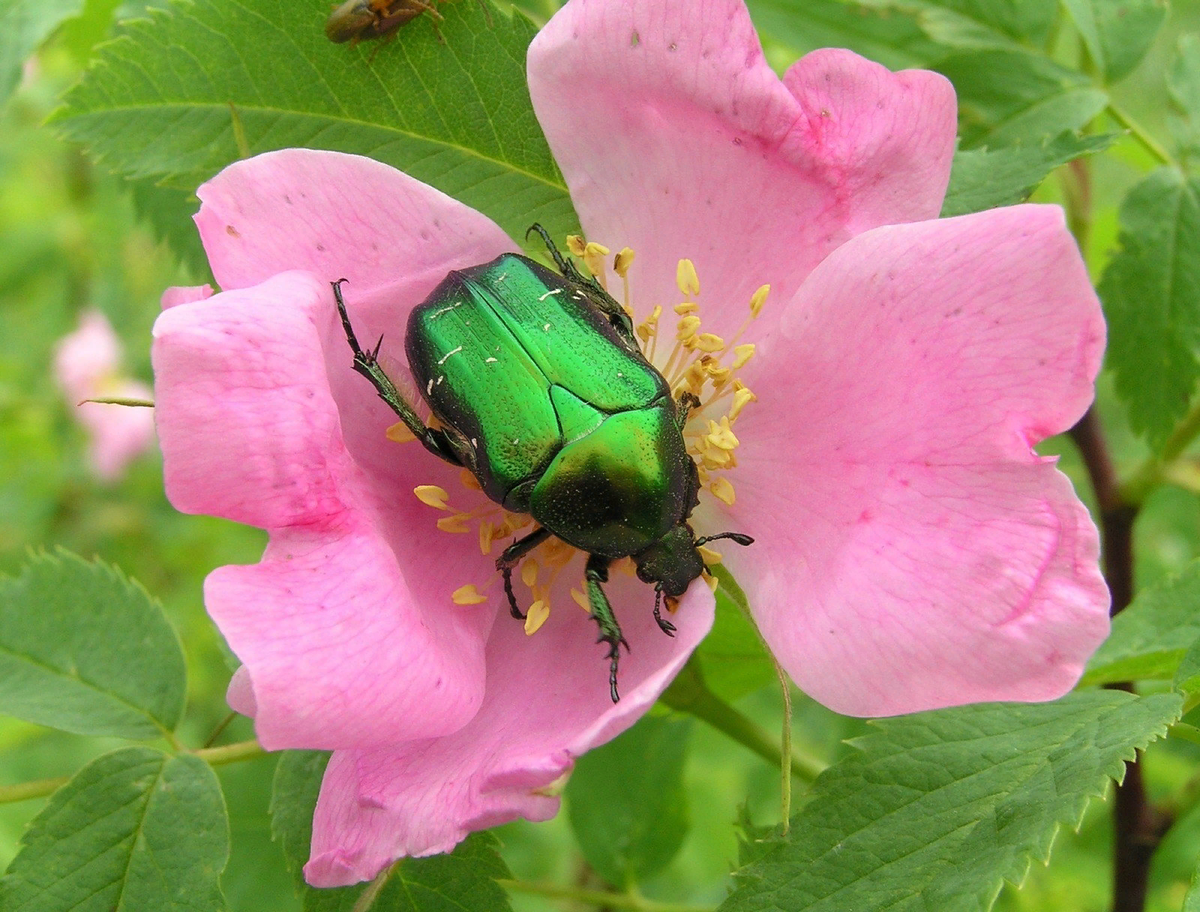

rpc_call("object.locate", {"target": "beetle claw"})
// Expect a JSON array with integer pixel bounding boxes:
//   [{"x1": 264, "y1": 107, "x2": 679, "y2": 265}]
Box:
[{"x1": 653, "y1": 589, "x2": 677, "y2": 637}]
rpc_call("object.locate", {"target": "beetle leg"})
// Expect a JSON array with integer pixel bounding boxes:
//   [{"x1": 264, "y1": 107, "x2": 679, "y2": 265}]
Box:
[
  {"x1": 496, "y1": 526, "x2": 553, "y2": 619},
  {"x1": 674, "y1": 391, "x2": 702, "y2": 431},
  {"x1": 652, "y1": 586, "x2": 677, "y2": 637},
  {"x1": 333, "y1": 280, "x2": 463, "y2": 466},
  {"x1": 584, "y1": 553, "x2": 629, "y2": 703}
]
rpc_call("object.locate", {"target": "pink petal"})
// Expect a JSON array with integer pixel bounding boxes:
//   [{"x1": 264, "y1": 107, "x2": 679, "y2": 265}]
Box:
[
  {"x1": 193, "y1": 149, "x2": 513, "y2": 294},
  {"x1": 152, "y1": 271, "x2": 492, "y2": 748},
  {"x1": 161, "y1": 284, "x2": 213, "y2": 309},
  {"x1": 727, "y1": 205, "x2": 1108, "y2": 717},
  {"x1": 305, "y1": 572, "x2": 715, "y2": 886},
  {"x1": 528, "y1": 0, "x2": 955, "y2": 339}
]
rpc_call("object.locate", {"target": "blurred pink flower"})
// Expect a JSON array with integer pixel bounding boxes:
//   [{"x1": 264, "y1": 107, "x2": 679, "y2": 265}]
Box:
[
  {"x1": 54, "y1": 310, "x2": 155, "y2": 482},
  {"x1": 152, "y1": 0, "x2": 1109, "y2": 887}
]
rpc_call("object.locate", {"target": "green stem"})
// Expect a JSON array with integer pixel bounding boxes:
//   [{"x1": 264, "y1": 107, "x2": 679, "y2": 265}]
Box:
[
  {"x1": 1120, "y1": 396, "x2": 1200, "y2": 504},
  {"x1": 0, "y1": 775, "x2": 70, "y2": 804},
  {"x1": 195, "y1": 738, "x2": 266, "y2": 766},
  {"x1": 1106, "y1": 101, "x2": 1174, "y2": 167},
  {"x1": 660, "y1": 658, "x2": 824, "y2": 783},
  {"x1": 497, "y1": 879, "x2": 712, "y2": 912},
  {"x1": 774, "y1": 659, "x2": 793, "y2": 832},
  {"x1": 0, "y1": 739, "x2": 265, "y2": 805}
]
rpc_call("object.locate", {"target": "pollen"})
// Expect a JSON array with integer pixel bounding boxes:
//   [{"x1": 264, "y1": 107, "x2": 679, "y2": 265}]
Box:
[
  {"x1": 452, "y1": 584, "x2": 488, "y2": 605},
  {"x1": 614, "y1": 247, "x2": 636, "y2": 278},
  {"x1": 524, "y1": 599, "x2": 550, "y2": 635},
  {"x1": 676, "y1": 258, "x2": 700, "y2": 297},
  {"x1": 386, "y1": 421, "x2": 416, "y2": 443},
  {"x1": 414, "y1": 484, "x2": 450, "y2": 510}
]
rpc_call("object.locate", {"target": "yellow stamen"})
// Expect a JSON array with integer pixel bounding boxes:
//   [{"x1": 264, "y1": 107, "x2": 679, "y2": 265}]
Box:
[
  {"x1": 478, "y1": 521, "x2": 494, "y2": 556},
  {"x1": 521, "y1": 560, "x2": 539, "y2": 588},
  {"x1": 729, "y1": 383, "x2": 757, "y2": 420},
  {"x1": 386, "y1": 421, "x2": 416, "y2": 443},
  {"x1": 697, "y1": 544, "x2": 723, "y2": 565},
  {"x1": 691, "y1": 332, "x2": 725, "y2": 353},
  {"x1": 414, "y1": 485, "x2": 450, "y2": 510},
  {"x1": 570, "y1": 587, "x2": 589, "y2": 611},
  {"x1": 731, "y1": 344, "x2": 756, "y2": 370},
  {"x1": 459, "y1": 468, "x2": 481, "y2": 491},
  {"x1": 675, "y1": 315, "x2": 701, "y2": 341},
  {"x1": 676, "y1": 258, "x2": 700, "y2": 297},
  {"x1": 705, "y1": 572, "x2": 719, "y2": 592},
  {"x1": 452, "y1": 584, "x2": 488, "y2": 605},
  {"x1": 566, "y1": 235, "x2": 587, "y2": 257},
  {"x1": 749, "y1": 284, "x2": 770, "y2": 317},
  {"x1": 583, "y1": 242, "x2": 610, "y2": 285},
  {"x1": 436, "y1": 513, "x2": 471, "y2": 534},
  {"x1": 614, "y1": 247, "x2": 635, "y2": 277},
  {"x1": 706, "y1": 417, "x2": 739, "y2": 450},
  {"x1": 710, "y1": 477, "x2": 736, "y2": 505},
  {"x1": 674, "y1": 302, "x2": 699, "y2": 315},
  {"x1": 524, "y1": 599, "x2": 550, "y2": 635}
]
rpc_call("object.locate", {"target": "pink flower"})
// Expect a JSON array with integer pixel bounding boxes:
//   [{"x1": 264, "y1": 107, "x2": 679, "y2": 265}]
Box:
[
  {"x1": 54, "y1": 310, "x2": 155, "y2": 482},
  {"x1": 151, "y1": 0, "x2": 1108, "y2": 887}
]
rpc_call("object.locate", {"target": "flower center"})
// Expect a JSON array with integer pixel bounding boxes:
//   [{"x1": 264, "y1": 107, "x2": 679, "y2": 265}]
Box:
[{"x1": 406, "y1": 237, "x2": 764, "y2": 633}]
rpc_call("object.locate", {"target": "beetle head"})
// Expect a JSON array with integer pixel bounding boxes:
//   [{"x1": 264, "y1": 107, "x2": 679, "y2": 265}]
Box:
[{"x1": 635, "y1": 526, "x2": 754, "y2": 598}]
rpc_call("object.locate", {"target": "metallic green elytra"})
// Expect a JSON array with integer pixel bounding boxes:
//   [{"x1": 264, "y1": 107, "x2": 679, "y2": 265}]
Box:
[
  {"x1": 334, "y1": 226, "x2": 752, "y2": 702},
  {"x1": 324, "y1": 0, "x2": 441, "y2": 44}
]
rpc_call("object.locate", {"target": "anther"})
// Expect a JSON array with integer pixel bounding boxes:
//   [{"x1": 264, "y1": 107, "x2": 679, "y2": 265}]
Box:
[
  {"x1": 710, "y1": 477, "x2": 736, "y2": 505},
  {"x1": 452, "y1": 584, "x2": 488, "y2": 605},
  {"x1": 676, "y1": 259, "x2": 700, "y2": 297},
  {"x1": 414, "y1": 485, "x2": 450, "y2": 510},
  {"x1": 524, "y1": 599, "x2": 550, "y2": 635}
]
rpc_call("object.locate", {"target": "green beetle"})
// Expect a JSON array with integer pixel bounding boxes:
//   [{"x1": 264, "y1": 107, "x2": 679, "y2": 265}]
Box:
[{"x1": 334, "y1": 226, "x2": 751, "y2": 701}]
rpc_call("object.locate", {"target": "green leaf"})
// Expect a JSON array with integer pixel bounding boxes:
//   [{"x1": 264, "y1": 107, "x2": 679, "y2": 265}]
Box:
[
  {"x1": 1099, "y1": 168, "x2": 1200, "y2": 449},
  {"x1": 721, "y1": 691, "x2": 1182, "y2": 912},
  {"x1": 746, "y1": 0, "x2": 945, "y2": 70},
  {"x1": 128, "y1": 177, "x2": 210, "y2": 277},
  {"x1": 270, "y1": 749, "x2": 331, "y2": 891},
  {"x1": 1168, "y1": 34, "x2": 1200, "y2": 168},
  {"x1": 566, "y1": 714, "x2": 691, "y2": 887},
  {"x1": 53, "y1": 0, "x2": 576, "y2": 246},
  {"x1": 371, "y1": 833, "x2": 513, "y2": 912},
  {"x1": 1061, "y1": 0, "x2": 1165, "y2": 83},
  {"x1": 0, "y1": 747, "x2": 230, "y2": 912},
  {"x1": 935, "y1": 49, "x2": 1108, "y2": 149},
  {"x1": 0, "y1": 550, "x2": 186, "y2": 739},
  {"x1": 855, "y1": 0, "x2": 1058, "y2": 49},
  {"x1": 1084, "y1": 559, "x2": 1200, "y2": 686},
  {"x1": 0, "y1": 0, "x2": 87, "y2": 103},
  {"x1": 1186, "y1": 864, "x2": 1200, "y2": 912},
  {"x1": 693, "y1": 567, "x2": 775, "y2": 701},
  {"x1": 940, "y1": 130, "x2": 1117, "y2": 217},
  {"x1": 1174, "y1": 635, "x2": 1200, "y2": 694}
]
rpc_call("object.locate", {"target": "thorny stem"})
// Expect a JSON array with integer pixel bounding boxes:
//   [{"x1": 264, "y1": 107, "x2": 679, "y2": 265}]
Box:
[
  {"x1": 1069, "y1": 410, "x2": 1165, "y2": 912},
  {"x1": 496, "y1": 878, "x2": 713, "y2": 912},
  {"x1": 660, "y1": 657, "x2": 825, "y2": 784},
  {"x1": 0, "y1": 738, "x2": 266, "y2": 805}
]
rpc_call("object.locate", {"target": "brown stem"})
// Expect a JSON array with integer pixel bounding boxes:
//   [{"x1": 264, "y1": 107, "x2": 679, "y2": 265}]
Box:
[{"x1": 1069, "y1": 409, "x2": 1164, "y2": 912}]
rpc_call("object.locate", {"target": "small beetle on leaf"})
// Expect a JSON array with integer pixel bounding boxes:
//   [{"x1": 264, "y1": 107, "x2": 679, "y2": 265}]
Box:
[
  {"x1": 324, "y1": 0, "x2": 443, "y2": 44},
  {"x1": 334, "y1": 226, "x2": 752, "y2": 702}
]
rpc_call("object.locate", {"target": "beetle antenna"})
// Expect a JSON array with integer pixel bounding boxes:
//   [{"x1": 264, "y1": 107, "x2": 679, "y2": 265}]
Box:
[{"x1": 694, "y1": 532, "x2": 754, "y2": 548}]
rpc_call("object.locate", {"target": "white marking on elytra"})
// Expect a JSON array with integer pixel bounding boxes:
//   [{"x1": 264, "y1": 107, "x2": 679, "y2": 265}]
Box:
[
  {"x1": 426, "y1": 379, "x2": 434, "y2": 395},
  {"x1": 543, "y1": 323, "x2": 550, "y2": 331},
  {"x1": 538, "y1": 288, "x2": 563, "y2": 301},
  {"x1": 485, "y1": 357, "x2": 498, "y2": 363},
  {"x1": 437, "y1": 345, "x2": 463, "y2": 365}
]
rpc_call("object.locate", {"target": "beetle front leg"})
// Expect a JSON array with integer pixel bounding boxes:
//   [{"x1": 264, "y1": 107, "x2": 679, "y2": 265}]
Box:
[
  {"x1": 584, "y1": 553, "x2": 629, "y2": 703},
  {"x1": 333, "y1": 280, "x2": 462, "y2": 466},
  {"x1": 496, "y1": 526, "x2": 553, "y2": 620}
]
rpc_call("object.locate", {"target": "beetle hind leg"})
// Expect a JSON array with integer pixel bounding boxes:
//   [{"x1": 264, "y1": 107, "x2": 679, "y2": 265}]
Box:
[
  {"x1": 332, "y1": 280, "x2": 462, "y2": 466},
  {"x1": 496, "y1": 526, "x2": 553, "y2": 620},
  {"x1": 585, "y1": 554, "x2": 629, "y2": 703}
]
